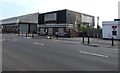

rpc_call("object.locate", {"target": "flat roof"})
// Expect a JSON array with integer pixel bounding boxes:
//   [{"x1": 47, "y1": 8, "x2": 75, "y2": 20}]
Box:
[
  {"x1": 102, "y1": 21, "x2": 119, "y2": 25},
  {"x1": 40, "y1": 9, "x2": 94, "y2": 17}
]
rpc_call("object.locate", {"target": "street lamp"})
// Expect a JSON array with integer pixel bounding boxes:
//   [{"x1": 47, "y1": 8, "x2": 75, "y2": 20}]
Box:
[{"x1": 16, "y1": 19, "x2": 19, "y2": 35}]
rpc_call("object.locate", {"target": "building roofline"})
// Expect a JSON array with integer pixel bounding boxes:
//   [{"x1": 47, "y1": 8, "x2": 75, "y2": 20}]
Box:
[
  {"x1": 1, "y1": 22, "x2": 38, "y2": 25},
  {"x1": 66, "y1": 9, "x2": 94, "y2": 17},
  {"x1": 1, "y1": 12, "x2": 39, "y2": 21},
  {"x1": 102, "y1": 21, "x2": 119, "y2": 25},
  {"x1": 39, "y1": 9, "x2": 67, "y2": 14},
  {"x1": 1, "y1": 9, "x2": 94, "y2": 21},
  {"x1": 39, "y1": 9, "x2": 94, "y2": 17}
]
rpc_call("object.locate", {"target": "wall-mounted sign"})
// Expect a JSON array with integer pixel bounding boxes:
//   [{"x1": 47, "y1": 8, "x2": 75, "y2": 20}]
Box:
[
  {"x1": 112, "y1": 30, "x2": 117, "y2": 36},
  {"x1": 112, "y1": 26, "x2": 117, "y2": 29}
]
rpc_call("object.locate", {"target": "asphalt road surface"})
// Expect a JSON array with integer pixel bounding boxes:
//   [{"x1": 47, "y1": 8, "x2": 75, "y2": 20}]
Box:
[{"x1": 2, "y1": 34, "x2": 118, "y2": 71}]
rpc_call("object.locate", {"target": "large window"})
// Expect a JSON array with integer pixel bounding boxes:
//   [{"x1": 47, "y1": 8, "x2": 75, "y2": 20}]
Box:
[{"x1": 44, "y1": 13, "x2": 57, "y2": 21}]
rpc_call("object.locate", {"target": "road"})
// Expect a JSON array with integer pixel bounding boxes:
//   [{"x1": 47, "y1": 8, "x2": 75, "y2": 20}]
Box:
[
  {"x1": 1, "y1": 34, "x2": 118, "y2": 71},
  {"x1": 0, "y1": 34, "x2": 2, "y2": 72}
]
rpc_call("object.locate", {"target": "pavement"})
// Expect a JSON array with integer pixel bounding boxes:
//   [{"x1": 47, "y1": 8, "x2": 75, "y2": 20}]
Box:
[
  {"x1": 1, "y1": 34, "x2": 119, "y2": 71},
  {"x1": 0, "y1": 34, "x2": 2, "y2": 73},
  {"x1": 56, "y1": 37, "x2": 119, "y2": 49}
]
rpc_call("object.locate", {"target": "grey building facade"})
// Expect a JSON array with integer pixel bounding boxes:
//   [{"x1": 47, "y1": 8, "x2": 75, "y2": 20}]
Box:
[
  {"x1": 1, "y1": 9, "x2": 95, "y2": 37},
  {"x1": 1, "y1": 13, "x2": 39, "y2": 34},
  {"x1": 38, "y1": 9, "x2": 95, "y2": 36}
]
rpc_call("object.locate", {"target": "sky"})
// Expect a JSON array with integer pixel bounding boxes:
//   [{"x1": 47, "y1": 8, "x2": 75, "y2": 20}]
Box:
[{"x1": 0, "y1": 0, "x2": 119, "y2": 27}]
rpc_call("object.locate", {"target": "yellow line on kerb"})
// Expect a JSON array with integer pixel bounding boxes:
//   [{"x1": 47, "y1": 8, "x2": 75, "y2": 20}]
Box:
[{"x1": 0, "y1": 38, "x2": 5, "y2": 41}]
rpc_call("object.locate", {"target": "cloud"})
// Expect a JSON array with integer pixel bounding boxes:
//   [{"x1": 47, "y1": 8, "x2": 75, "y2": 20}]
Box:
[
  {"x1": 0, "y1": 0, "x2": 48, "y2": 9},
  {"x1": 0, "y1": 0, "x2": 119, "y2": 22}
]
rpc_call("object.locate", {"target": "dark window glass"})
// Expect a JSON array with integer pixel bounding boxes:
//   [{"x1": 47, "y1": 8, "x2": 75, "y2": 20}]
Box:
[{"x1": 112, "y1": 31, "x2": 117, "y2": 36}]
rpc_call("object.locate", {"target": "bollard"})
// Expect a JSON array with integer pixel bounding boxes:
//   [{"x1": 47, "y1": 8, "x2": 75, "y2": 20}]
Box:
[
  {"x1": 112, "y1": 37, "x2": 114, "y2": 46},
  {"x1": 93, "y1": 34, "x2": 95, "y2": 41},
  {"x1": 26, "y1": 33, "x2": 27, "y2": 37},
  {"x1": 69, "y1": 29, "x2": 71, "y2": 38},
  {"x1": 32, "y1": 33, "x2": 34, "y2": 38},
  {"x1": 18, "y1": 33, "x2": 19, "y2": 36},
  {"x1": 88, "y1": 35, "x2": 90, "y2": 44},
  {"x1": 83, "y1": 35, "x2": 84, "y2": 43},
  {"x1": 97, "y1": 34, "x2": 99, "y2": 40},
  {"x1": 56, "y1": 35, "x2": 58, "y2": 39}
]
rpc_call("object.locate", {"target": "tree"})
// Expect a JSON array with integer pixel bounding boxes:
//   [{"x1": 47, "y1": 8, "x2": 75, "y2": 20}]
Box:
[{"x1": 79, "y1": 26, "x2": 94, "y2": 32}]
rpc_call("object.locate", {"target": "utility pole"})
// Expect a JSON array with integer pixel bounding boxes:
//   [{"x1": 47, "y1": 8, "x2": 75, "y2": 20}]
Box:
[
  {"x1": 16, "y1": 19, "x2": 19, "y2": 36},
  {"x1": 97, "y1": 16, "x2": 99, "y2": 29}
]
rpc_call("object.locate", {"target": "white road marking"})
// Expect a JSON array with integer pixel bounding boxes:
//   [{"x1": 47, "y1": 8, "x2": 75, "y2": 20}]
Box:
[
  {"x1": 55, "y1": 40, "x2": 118, "y2": 51},
  {"x1": 33, "y1": 42, "x2": 39, "y2": 45},
  {"x1": 54, "y1": 40, "x2": 79, "y2": 44},
  {"x1": 33, "y1": 42, "x2": 45, "y2": 46},
  {"x1": 79, "y1": 50, "x2": 108, "y2": 58},
  {"x1": 79, "y1": 51, "x2": 89, "y2": 54},
  {"x1": 40, "y1": 44, "x2": 45, "y2": 45},
  {"x1": 55, "y1": 40, "x2": 118, "y2": 52},
  {"x1": 113, "y1": 49, "x2": 118, "y2": 50}
]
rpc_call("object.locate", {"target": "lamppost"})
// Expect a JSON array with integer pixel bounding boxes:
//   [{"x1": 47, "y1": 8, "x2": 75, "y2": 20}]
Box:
[
  {"x1": 16, "y1": 19, "x2": 19, "y2": 35},
  {"x1": 50, "y1": 24, "x2": 52, "y2": 38},
  {"x1": 97, "y1": 16, "x2": 99, "y2": 29},
  {"x1": 69, "y1": 29, "x2": 71, "y2": 38}
]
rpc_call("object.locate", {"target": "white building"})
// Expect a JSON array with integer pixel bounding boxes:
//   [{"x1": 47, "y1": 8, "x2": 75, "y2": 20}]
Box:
[{"x1": 102, "y1": 21, "x2": 120, "y2": 39}]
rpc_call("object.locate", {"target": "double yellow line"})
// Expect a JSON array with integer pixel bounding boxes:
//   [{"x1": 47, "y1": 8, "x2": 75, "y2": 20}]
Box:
[{"x1": 0, "y1": 38, "x2": 5, "y2": 41}]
